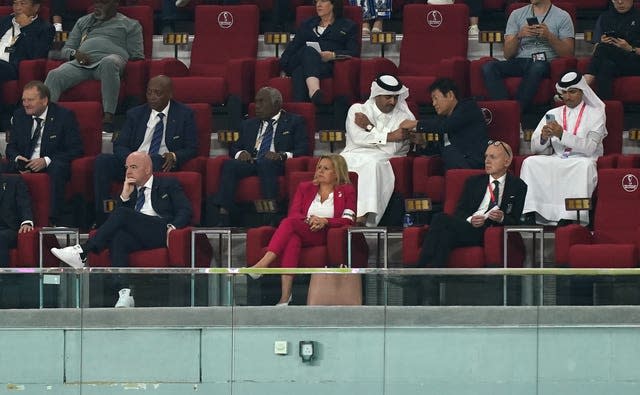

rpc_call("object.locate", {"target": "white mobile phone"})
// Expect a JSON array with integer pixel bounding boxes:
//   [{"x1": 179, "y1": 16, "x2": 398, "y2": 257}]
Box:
[{"x1": 545, "y1": 113, "x2": 555, "y2": 123}]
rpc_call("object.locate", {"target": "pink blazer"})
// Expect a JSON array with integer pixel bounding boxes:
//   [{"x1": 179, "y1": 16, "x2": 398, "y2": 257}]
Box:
[{"x1": 288, "y1": 181, "x2": 356, "y2": 228}]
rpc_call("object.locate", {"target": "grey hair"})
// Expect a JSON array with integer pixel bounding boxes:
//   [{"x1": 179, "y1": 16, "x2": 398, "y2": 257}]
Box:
[{"x1": 259, "y1": 87, "x2": 283, "y2": 107}]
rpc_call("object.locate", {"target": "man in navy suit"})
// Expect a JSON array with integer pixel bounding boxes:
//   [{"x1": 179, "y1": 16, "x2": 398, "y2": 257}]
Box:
[
  {"x1": 6, "y1": 80, "x2": 83, "y2": 225},
  {"x1": 205, "y1": 87, "x2": 310, "y2": 226},
  {"x1": 0, "y1": 174, "x2": 34, "y2": 266},
  {"x1": 404, "y1": 78, "x2": 489, "y2": 171},
  {"x1": 417, "y1": 141, "x2": 527, "y2": 269},
  {"x1": 93, "y1": 75, "x2": 197, "y2": 226},
  {"x1": 0, "y1": 0, "x2": 54, "y2": 94},
  {"x1": 51, "y1": 151, "x2": 193, "y2": 307}
]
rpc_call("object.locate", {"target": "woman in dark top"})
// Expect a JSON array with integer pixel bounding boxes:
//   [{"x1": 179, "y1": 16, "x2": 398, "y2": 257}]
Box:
[{"x1": 279, "y1": 0, "x2": 359, "y2": 104}]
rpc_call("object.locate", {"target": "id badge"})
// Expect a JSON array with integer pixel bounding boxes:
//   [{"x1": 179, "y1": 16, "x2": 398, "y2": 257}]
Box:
[
  {"x1": 532, "y1": 52, "x2": 546, "y2": 62},
  {"x1": 4, "y1": 46, "x2": 15, "y2": 53}
]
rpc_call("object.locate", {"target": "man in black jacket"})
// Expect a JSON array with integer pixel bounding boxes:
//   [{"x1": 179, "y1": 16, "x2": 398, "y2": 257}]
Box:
[
  {"x1": 0, "y1": 174, "x2": 34, "y2": 266},
  {"x1": 6, "y1": 81, "x2": 83, "y2": 225},
  {"x1": 417, "y1": 140, "x2": 527, "y2": 268},
  {"x1": 0, "y1": 0, "x2": 54, "y2": 90},
  {"x1": 403, "y1": 78, "x2": 489, "y2": 170},
  {"x1": 585, "y1": 0, "x2": 640, "y2": 99}
]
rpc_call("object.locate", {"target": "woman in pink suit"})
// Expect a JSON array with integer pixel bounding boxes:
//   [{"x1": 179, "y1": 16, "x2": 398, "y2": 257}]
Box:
[{"x1": 249, "y1": 154, "x2": 356, "y2": 305}]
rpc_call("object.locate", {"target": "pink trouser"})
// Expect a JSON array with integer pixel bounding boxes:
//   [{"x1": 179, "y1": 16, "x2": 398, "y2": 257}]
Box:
[{"x1": 267, "y1": 217, "x2": 328, "y2": 268}]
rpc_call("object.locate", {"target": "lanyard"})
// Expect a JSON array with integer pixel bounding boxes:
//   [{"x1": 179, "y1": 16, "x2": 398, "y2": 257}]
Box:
[
  {"x1": 562, "y1": 102, "x2": 586, "y2": 136},
  {"x1": 561, "y1": 102, "x2": 586, "y2": 156},
  {"x1": 531, "y1": 4, "x2": 552, "y2": 25}
]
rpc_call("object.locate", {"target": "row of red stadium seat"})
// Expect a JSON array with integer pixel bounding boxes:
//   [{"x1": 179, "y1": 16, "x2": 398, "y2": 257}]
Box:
[{"x1": 4, "y1": 3, "x2": 640, "y2": 114}]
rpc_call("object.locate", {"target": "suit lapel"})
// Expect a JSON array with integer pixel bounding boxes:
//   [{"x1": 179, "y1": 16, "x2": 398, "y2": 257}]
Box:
[
  {"x1": 138, "y1": 106, "x2": 153, "y2": 145},
  {"x1": 40, "y1": 104, "x2": 57, "y2": 155}
]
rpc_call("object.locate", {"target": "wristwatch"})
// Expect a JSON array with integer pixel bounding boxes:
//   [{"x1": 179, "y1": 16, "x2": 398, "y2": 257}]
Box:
[
  {"x1": 366, "y1": 124, "x2": 374, "y2": 131},
  {"x1": 631, "y1": 46, "x2": 637, "y2": 54}
]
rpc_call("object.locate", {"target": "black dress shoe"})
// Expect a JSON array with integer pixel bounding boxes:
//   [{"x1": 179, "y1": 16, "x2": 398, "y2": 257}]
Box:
[{"x1": 310, "y1": 89, "x2": 324, "y2": 106}]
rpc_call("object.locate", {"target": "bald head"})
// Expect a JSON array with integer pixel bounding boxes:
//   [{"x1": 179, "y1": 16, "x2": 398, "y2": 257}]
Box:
[
  {"x1": 146, "y1": 75, "x2": 173, "y2": 112},
  {"x1": 125, "y1": 151, "x2": 153, "y2": 186}
]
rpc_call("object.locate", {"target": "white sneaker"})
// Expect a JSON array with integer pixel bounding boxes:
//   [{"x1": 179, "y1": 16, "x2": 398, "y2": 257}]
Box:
[
  {"x1": 51, "y1": 245, "x2": 85, "y2": 269},
  {"x1": 115, "y1": 288, "x2": 135, "y2": 308},
  {"x1": 468, "y1": 24, "x2": 479, "y2": 38},
  {"x1": 175, "y1": 0, "x2": 190, "y2": 7}
]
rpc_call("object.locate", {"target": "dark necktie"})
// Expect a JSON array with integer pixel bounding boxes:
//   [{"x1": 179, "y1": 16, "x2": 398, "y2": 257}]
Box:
[
  {"x1": 489, "y1": 180, "x2": 500, "y2": 210},
  {"x1": 135, "y1": 187, "x2": 146, "y2": 212},
  {"x1": 256, "y1": 119, "x2": 274, "y2": 159},
  {"x1": 149, "y1": 113, "x2": 165, "y2": 155},
  {"x1": 29, "y1": 117, "x2": 43, "y2": 158}
]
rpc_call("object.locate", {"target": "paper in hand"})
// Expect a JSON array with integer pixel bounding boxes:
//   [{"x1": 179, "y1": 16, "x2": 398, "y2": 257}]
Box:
[{"x1": 306, "y1": 41, "x2": 321, "y2": 53}]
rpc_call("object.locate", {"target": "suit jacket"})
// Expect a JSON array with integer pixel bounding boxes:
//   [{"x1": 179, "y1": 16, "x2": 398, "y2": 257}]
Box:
[
  {"x1": 0, "y1": 15, "x2": 54, "y2": 72},
  {"x1": 288, "y1": 181, "x2": 356, "y2": 228},
  {"x1": 114, "y1": 100, "x2": 198, "y2": 168},
  {"x1": 454, "y1": 173, "x2": 527, "y2": 227},
  {"x1": 0, "y1": 174, "x2": 33, "y2": 231},
  {"x1": 118, "y1": 176, "x2": 192, "y2": 228},
  {"x1": 280, "y1": 16, "x2": 359, "y2": 75},
  {"x1": 230, "y1": 110, "x2": 310, "y2": 158},
  {"x1": 416, "y1": 99, "x2": 488, "y2": 168},
  {"x1": 6, "y1": 102, "x2": 83, "y2": 166}
]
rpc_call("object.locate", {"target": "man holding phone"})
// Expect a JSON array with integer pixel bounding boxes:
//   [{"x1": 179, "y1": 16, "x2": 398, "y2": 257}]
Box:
[
  {"x1": 585, "y1": 0, "x2": 640, "y2": 99},
  {"x1": 520, "y1": 71, "x2": 607, "y2": 225},
  {"x1": 481, "y1": 0, "x2": 574, "y2": 112}
]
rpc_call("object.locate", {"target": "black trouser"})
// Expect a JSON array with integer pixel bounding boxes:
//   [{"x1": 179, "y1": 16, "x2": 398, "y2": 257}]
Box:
[
  {"x1": 587, "y1": 43, "x2": 640, "y2": 100},
  {"x1": 417, "y1": 212, "x2": 484, "y2": 268}
]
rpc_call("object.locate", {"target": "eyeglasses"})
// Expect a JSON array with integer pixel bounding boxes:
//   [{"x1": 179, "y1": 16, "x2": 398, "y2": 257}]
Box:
[{"x1": 488, "y1": 140, "x2": 511, "y2": 158}]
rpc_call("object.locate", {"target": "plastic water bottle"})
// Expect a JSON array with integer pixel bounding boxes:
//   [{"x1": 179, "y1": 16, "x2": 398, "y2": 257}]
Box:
[{"x1": 403, "y1": 213, "x2": 414, "y2": 228}]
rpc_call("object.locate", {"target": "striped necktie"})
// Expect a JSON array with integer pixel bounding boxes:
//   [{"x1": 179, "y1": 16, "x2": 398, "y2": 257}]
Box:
[
  {"x1": 29, "y1": 117, "x2": 43, "y2": 158},
  {"x1": 149, "y1": 113, "x2": 165, "y2": 155},
  {"x1": 135, "y1": 187, "x2": 146, "y2": 212},
  {"x1": 256, "y1": 119, "x2": 274, "y2": 159}
]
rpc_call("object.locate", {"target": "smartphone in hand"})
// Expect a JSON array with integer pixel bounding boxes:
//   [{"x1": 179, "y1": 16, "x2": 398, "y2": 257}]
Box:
[
  {"x1": 526, "y1": 17, "x2": 539, "y2": 26},
  {"x1": 545, "y1": 113, "x2": 555, "y2": 123}
]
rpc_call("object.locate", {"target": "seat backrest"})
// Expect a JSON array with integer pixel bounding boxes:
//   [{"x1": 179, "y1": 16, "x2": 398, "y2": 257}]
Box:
[
  {"x1": 443, "y1": 168, "x2": 485, "y2": 214},
  {"x1": 400, "y1": 4, "x2": 468, "y2": 74},
  {"x1": 603, "y1": 100, "x2": 623, "y2": 155},
  {"x1": 477, "y1": 100, "x2": 521, "y2": 155},
  {"x1": 154, "y1": 171, "x2": 202, "y2": 225},
  {"x1": 58, "y1": 101, "x2": 102, "y2": 157},
  {"x1": 248, "y1": 101, "x2": 316, "y2": 153},
  {"x1": 65, "y1": 0, "x2": 91, "y2": 13},
  {"x1": 118, "y1": 6, "x2": 154, "y2": 59},
  {"x1": 19, "y1": 173, "x2": 50, "y2": 226},
  {"x1": 185, "y1": 103, "x2": 212, "y2": 157},
  {"x1": 593, "y1": 169, "x2": 640, "y2": 243},
  {"x1": 295, "y1": 5, "x2": 363, "y2": 52},
  {"x1": 191, "y1": 5, "x2": 259, "y2": 66}
]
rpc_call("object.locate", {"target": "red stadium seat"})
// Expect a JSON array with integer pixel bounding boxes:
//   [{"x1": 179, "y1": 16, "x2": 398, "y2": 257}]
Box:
[
  {"x1": 254, "y1": 5, "x2": 362, "y2": 106},
  {"x1": 245, "y1": 170, "x2": 368, "y2": 270},
  {"x1": 360, "y1": 4, "x2": 470, "y2": 105},
  {"x1": 8, "y1": 173, "x2": 59, "y2": 267},
  {"x1": 204, "y1": 102, "x2": 315, "y2": 206},
  {"x1": 403, "y1": 169, "x2": 525, "y2": 268},
  {"x1": 412, "y1": 100, "x2": 520, "y2": 205},
  {"x1": 469, "y1": 2, "x2": 577, "y2": 106},
  {"x1": 40, "y1": 6, "x2": 153, "y2": 107},
  {"x1": 150, "y1": 5, "x2": 259, "y2": 107}
]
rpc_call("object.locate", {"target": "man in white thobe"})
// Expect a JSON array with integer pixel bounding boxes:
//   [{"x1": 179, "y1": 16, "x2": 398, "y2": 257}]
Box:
[
  {"x1": 520, "y1": 71, "x2": 607, "y2": 225},
  {"x1": 341, "y1": 74, "x2": 416, "y2": 226}
]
